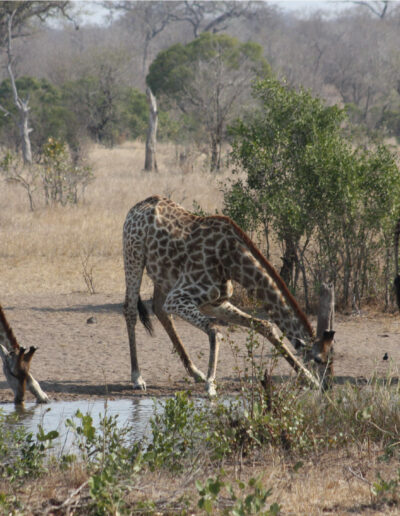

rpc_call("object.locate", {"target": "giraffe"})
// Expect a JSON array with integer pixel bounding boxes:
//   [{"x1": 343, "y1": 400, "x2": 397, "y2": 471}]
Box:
[
  {"x1": 123, "y1": 195, "x2": 334, "y2": 396},
  {"x1": 0, "y1": 305, "x2": 48, "y2": 404}
]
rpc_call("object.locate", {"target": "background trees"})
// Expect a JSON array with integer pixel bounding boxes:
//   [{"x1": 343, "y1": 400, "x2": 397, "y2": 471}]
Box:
[
  {"x1": 147, "y1": 32, "x2": 269, "y2": 170},
  {"x1": 1, "y1": 1, "x2": 400, "y2": 308}
]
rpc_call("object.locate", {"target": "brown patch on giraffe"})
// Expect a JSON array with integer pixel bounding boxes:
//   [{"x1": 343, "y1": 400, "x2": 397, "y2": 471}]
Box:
[{"x1": 0, "y1": 305, "x2": 19, "y2": 351}]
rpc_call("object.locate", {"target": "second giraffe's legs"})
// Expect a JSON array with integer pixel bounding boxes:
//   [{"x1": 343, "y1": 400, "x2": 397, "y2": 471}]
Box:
[
  {"x1": 201, "y1": 301, "x2": 320, "y2": 388},
  {"x1": 152, "y1": 287, "x2": 206, "y2": 383}
]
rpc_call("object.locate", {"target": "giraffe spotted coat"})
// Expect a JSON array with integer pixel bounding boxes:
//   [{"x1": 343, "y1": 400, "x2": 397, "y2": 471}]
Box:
[{"x1": 123, "y1": 195, "x2": 334, "y2": 395}]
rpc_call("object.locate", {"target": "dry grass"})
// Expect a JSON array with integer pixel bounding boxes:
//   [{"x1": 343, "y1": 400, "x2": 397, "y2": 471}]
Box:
[
  {"x1": 2, "y1": 447, "x2": 399, "y2": 515},
  {"x1": 2, "y1": 141, "x2": 400, "y2": 515},
  {"x1": 0, "y1": 141, "x2": 230, "y2": 296}
]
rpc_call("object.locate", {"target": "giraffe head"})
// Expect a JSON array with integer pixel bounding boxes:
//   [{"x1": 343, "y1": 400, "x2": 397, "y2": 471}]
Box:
[
  {"x1": 0, "y1": 344, "x2": 38, "y2": 404},
  {"x1": 293, "y1": 329, "x2": 335, "y2": 388},
  {"x1": 311, "y1": 330, "x2": 335, "y2": 366}
]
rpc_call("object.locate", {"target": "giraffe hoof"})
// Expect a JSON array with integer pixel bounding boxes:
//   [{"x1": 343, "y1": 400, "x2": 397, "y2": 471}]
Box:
[
  {"x1": 132, "y1": 375, "x2": 147, "y2": 391},
  {"x1": 206, "y1": 381, "x2": 217, "y2": 397},
  {"x1": 36, "y1": 392, "x2": 50, "y2": 404}
]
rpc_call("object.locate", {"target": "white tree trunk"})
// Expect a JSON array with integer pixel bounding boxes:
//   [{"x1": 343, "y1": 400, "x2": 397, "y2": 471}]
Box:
[
  {"x1": 6, "y1": 10, "x2": 33, "y2": 165},
  {"x1": 144, "y1": 87, "x2": 158, "y2": 172}
]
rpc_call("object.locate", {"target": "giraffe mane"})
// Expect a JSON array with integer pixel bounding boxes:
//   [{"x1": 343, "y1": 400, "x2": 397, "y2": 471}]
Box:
[
  {"x1": 205, "y1": 215, "x2": 314, "y2": 338},
  {"x1": 0, "y1": 305, "x2": 20, "y2": 351}
]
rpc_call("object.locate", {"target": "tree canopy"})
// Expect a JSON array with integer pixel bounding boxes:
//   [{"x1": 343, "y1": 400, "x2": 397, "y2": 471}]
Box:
[{"x1": 147, "y1": 32, "x2": 270, "y2": 170}]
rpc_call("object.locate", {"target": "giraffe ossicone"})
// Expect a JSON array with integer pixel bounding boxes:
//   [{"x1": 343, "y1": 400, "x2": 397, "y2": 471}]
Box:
[{"x1": 123, "y1": 195, "x2": 334, "y2": 395}]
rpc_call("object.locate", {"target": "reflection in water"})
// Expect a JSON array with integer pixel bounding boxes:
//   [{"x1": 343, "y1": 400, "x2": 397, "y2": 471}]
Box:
[{"x1": 0, "y1": 398, "x2": 160, "y2": 455}]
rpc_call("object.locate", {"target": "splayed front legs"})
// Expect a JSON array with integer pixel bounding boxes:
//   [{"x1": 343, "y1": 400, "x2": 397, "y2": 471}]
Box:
[{"x1": 201, "y1": 301, "x2": 320, "y2": 389}]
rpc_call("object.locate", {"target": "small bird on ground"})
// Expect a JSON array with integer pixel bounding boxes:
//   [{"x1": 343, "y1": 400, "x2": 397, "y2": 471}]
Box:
[{"x1": 383, "y1": 352, "x2": 389, "y2": 361}]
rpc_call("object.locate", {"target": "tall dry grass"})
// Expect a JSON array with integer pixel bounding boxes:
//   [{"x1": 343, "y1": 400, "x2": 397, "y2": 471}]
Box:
[{"x1": 0, "y1": 141, "x2": 230, "y2": 295}]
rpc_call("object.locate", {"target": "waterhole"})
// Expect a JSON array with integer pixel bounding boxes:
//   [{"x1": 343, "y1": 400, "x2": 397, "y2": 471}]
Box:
[{"x1": 0, "y1": 398, "x2": 159, "y2": 455}]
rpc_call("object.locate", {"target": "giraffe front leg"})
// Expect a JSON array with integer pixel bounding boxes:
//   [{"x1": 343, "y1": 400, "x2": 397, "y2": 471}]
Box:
[
  {"x1": 202, "y1": 301, "x2": 320, "y2": 389},
  {"x1": 205, "y1": 327, "x2": 222, "y2": 396},
  {"x1": 163, "y1": 287, "x2": 220, "y2": 396},
  {"x1": 153, "y1": 286, "x2": 206, "y2": 384},
  {"x1": 27, "y1": 373, "x2": 49, "y2": 403}
]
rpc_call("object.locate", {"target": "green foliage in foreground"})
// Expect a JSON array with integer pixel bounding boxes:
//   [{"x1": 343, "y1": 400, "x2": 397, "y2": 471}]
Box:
[
  {"x1": 0, "y1": 410, "x2": 59, "y2": 483},
  {"x1": 1, "y1": 349, "x2": 400, "y2": 514},
  {"x1": 196, "y1": 473, "x2": 280, "y2": 515}
]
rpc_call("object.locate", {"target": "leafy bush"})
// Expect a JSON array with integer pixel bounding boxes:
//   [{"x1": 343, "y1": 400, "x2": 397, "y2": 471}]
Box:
[
  {"x1": 0, "y1": 138, "x2": 93, "y2": 209},
  {"x1": 144, "y1": 391, "x2": 209, "y2": 472},
  {"x1": 0, "y1": 409, "x2": 58, "y2": 482},
  {"x1": 224, "y1": 77, "x2": 400, "y2": 309}
]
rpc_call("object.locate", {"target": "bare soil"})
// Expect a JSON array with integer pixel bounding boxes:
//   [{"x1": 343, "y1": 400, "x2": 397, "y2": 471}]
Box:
[{"x1": 1, "y1": 292, "x2": 400, "y2": 403}]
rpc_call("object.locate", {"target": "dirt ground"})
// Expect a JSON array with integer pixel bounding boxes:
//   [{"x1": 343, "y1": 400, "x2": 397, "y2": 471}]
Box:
[{"x1": 1, "y1": 292, "x2": 400, "y2": 404}]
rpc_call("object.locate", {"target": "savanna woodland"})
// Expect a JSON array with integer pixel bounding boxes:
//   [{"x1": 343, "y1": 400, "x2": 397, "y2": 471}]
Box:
[{"x1": 1, "y1": 1, "x2": 400, "y2": 515}]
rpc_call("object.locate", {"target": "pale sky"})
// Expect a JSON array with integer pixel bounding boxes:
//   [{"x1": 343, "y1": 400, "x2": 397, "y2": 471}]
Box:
[{"x1": 75, "y1": 0, "x2": 356, "y2": 26}]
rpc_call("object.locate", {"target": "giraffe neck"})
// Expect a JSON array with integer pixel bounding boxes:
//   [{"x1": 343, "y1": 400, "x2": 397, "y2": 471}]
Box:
[
  {"x1": 0, "y1": 306, "x2": 19, "y2": 352},
  {"x1": 227, "y1": 237, "x2": 314, "y2": 343},
  {"x1": 256, "y1": 271, "x2": 312, "y2": 342}
]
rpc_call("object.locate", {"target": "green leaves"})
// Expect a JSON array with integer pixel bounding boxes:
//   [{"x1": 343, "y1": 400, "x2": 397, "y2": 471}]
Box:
[
  {"x1": 196, "y1": 473, "x2": 280, "y2": 515},
  {"x1": 224, "y1": 77, "x2": 400, "y2": 306},
  {"x1": 147, "y1": 32, "x2": 270, "y2": 170},
  {"x1": 144, "y1": 391, "x2": 209, "y2": 472}
]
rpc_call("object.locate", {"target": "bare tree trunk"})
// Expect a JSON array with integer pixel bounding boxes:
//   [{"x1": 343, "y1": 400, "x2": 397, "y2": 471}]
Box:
[
  {"x1": 144, "y1": 87, "x2": 158, "y2": 172},
  {"x1": 316, "y1": 282, "x2": 335, "y2": 390},
  {"x1": 18, "y1": 99, "x2": 33, "y2": 164},
  {"x1": 280, "y1": 237, "x2": 298, "y2": 288},
  {"x1": 316, "y1": 283, "x2": 335, "y2": 337},
  {"x1": 6, "y1": 10, "x2": 33, "y2": 165}
]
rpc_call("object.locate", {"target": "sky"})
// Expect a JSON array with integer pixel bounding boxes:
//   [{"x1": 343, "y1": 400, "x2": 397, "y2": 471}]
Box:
[
  {"x1": 271, "y1": 0, "x2": 348, "y2": 13},
  {"x1": 77, "y1": 0, "x2": 352, "y2": 26}
]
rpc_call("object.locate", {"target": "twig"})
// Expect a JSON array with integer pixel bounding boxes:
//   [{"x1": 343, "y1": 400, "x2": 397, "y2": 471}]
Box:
[
  {"x1": 44, "y1": 479, "x2": 89, "y2": 514},
  {"x1": 347, "y1": 466, "x2": 371, "y2": 486}
]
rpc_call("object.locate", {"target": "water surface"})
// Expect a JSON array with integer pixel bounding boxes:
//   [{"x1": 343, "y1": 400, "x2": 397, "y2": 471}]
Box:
[{"x1": 0, "y1": 398, "x2": 158, "y2": 455}]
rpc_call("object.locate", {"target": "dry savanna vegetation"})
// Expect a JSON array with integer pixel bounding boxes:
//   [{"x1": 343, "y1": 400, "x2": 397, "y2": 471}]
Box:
[
  {"x1": 0, "y1": 142, "x2": 226, "y2": 296},
  {"x1": 0, "y1": 142, "x2": 400, "y2": 515},
  {"x1": 2, "y1": 1, "x2": 400, "y2": 514}
]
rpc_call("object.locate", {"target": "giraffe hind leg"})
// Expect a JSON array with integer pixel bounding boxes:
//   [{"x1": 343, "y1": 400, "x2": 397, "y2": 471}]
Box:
[
  {"x1": 152, "y1": 286, "x2": 206, "y2": 383},
  {"x1": 123, "y1": 240, "x2": 147, "y2": 390}
]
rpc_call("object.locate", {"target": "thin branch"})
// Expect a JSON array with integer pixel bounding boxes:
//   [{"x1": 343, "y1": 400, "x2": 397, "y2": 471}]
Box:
[{"x1": 350, "y1": 1, "x2": 389, "y2": 18}]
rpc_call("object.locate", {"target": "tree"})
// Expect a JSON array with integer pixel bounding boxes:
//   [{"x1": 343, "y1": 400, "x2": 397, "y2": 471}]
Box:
[
  {"x1": 224, "y1": 78, "x2": 400, "y2": 309},
  {"x1": 349, "y1": 1, "x2": 391, "y2": 18},
  {"x1": 0, "y1": 76, "x2": 72, "y2": 152},
  {"x1": 225, "y1": 77, "x2": 346, "y2": 291},
  {"x1": 170, "y1": 1, "x2": 253, "y2": 38},
  {"x1": 147, "y1": 32, "x2": 269, "y2": 171},
  {"x1": 108, "y1": 1, "x2": 253, "y2": 79},
  {"x1": 108, "y1": 1, "x2": 180, "y2": 76},
  {"x1": 144, "y1": 87, "x2": 158, "y2": 172},
  {"x1": 0, "y1": 2, "x2": 70, "y2": 163}
]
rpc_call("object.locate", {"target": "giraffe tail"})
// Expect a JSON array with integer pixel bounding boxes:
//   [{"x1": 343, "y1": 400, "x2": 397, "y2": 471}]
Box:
[{"x1": 137, "y1": 296, "x2": 154, "y2": 335}]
